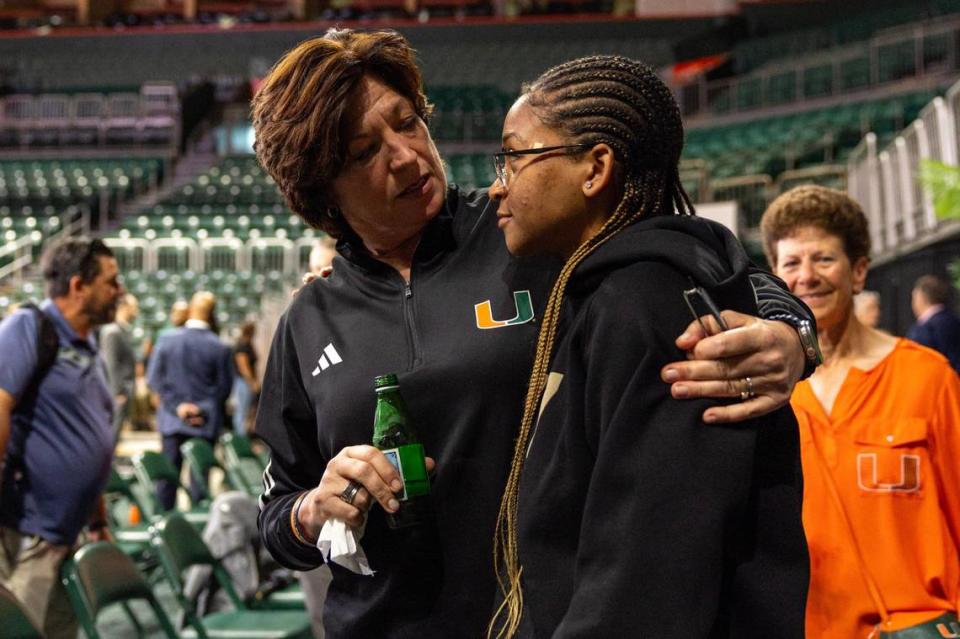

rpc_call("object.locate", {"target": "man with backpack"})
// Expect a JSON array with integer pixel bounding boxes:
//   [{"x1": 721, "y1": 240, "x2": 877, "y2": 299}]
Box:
[{"x1": 0, "y1": 236, "x2": 123, "y2": 638}]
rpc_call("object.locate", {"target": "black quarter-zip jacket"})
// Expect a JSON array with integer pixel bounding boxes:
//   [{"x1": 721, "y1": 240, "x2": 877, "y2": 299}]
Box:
[{"x1": 256, "y1": 186, "x2": 814, "y2": 638}]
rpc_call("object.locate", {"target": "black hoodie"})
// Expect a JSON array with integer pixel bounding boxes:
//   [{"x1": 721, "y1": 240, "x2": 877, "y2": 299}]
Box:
[{"x1": 516, "y1": 215, "x2": 809, "y2": 638}]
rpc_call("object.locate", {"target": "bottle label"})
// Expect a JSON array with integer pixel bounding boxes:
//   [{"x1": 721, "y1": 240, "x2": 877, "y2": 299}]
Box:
[{"x1": 381, "y1": 444, "x2": 430, "y2": 501}]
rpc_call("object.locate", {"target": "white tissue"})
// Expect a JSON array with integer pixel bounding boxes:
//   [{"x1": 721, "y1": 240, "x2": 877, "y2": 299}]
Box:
[{"x1": 317, "y1": 517, "x2": 374, "y2": 576}]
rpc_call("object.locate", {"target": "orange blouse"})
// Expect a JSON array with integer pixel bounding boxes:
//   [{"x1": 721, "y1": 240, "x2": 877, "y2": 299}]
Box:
[{"x1": 792, "y1": 339, "x2": 960, "y2": 638}]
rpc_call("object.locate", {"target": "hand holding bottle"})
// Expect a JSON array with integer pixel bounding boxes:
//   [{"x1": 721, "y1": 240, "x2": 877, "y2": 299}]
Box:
[{"x1": 296, "y1": 445, "x2": 436, "y2": 539}]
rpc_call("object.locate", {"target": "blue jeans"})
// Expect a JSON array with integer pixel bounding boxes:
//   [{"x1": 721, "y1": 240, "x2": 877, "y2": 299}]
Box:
[{"x1": 232, "y1": 378, "x2": 253, "y2": 436}]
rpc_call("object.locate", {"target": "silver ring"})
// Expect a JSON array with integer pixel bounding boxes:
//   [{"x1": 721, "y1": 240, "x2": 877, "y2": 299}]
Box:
[
  {"x1": 740, "y1": 376, "x2": 756, "y2": 401},
  {"x1": 338, "y1": 480, "x2": 363, "y2": 506}
]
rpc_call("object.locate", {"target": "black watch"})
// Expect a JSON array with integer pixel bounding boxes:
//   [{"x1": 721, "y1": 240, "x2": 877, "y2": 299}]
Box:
[{"x1": 768, "y1": 313, "x2": 823, "y2": 379}]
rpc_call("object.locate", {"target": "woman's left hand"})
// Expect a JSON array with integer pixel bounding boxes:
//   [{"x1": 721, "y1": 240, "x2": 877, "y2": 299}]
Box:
[{"x1": 661, "y1": 310, "x2": 805, "y2": 424}]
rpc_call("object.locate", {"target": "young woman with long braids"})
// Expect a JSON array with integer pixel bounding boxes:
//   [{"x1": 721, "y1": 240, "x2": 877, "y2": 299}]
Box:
[{"x1": 487, "y1": 56, "x2": 809, "y2": 638}]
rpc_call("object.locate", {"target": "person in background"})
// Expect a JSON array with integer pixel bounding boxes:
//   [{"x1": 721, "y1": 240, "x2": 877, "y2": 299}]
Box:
[
  {"x1": 100, "y1": 293, "x2": 139, "y2": 440},
  {"x1": 251, "y1": 29, "x2": 817, "y2": 637},
  {"x1": 853, "y1": 290, "x2": 881, "y2": 328},
  {"x1": 308, "y1": 236, "x2": 338, "y2": 277},
  {"x1": 129, "y1": 359, "x2": 153, "y2": 432},
  {"x1": 231, "y1": 320, "x2": 260, "y2": 436},
  {"x1": 141, "y1": 299, "x2": 189, "y2": 370},
  {"x1": 0, "y1": 237, "x2": 122, "y2": 638},
  {"x1": 908, "y1": 274, "x2": 960, "y2": 374},
  {"x1": 157, "y1": 299, "x2": 189, "y2": 341},
  {"x1": 147, "y1": 291, "x2": 234, "y2": 510},
  {"x1": 761, "y1": 185, "x2": 960, "y2": 637}
]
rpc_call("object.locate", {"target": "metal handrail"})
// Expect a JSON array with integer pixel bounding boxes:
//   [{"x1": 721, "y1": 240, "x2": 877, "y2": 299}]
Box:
[{"x1": 0, "y1": 235, "x2": 37, "y2": 282}]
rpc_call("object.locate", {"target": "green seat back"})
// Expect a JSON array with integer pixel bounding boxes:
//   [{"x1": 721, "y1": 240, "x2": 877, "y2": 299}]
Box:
[
  {"x1": 220, "y1": 434, "x2": 264, "y2": 497},
  {"x1": 0, "y1": 583, "x2": 43, "y2": 639},
  {"x1": 151, "y1": 514, "x2": 312, "y2": 639},
  {"x1": 130, "y1": 451, "x2": 177, "y2": 518},
  {"x1": 181, "y1": 438, "x2": 222, "y2": 500},
  {"x1": 133, "y1": 450, "x2": 180, "y2": 484},
  {"x1": 62, "y1": 542, "x2": 178, "y2": 639},
  {"x1": 153, "y1": 512, "x2": 219, "y2": 577},
  {"x1": 221, "y1": 433, "x2": 255, "y2": 461}
]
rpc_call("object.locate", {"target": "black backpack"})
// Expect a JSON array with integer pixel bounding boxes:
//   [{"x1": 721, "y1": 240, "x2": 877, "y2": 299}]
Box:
[
  {"x1": 17, "y1": 302, "x2": 59, "y2": 406},
  {"x1": 1, "y1": 303, "x2": 59, "y2": 485}
]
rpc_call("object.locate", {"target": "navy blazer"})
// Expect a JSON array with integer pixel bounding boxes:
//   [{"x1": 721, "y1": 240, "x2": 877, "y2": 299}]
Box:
[
  {"x1": 908, "y1": 307, "x2": 960, "y2": 374},
  {"x1": 147, "y1": 326, "x2": 234, "y2": 438}
]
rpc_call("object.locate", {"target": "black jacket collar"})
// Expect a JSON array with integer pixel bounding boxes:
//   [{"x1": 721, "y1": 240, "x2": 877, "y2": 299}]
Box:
[{"x1": 335, "y1": 186, "x2": 458, "y2": 277}]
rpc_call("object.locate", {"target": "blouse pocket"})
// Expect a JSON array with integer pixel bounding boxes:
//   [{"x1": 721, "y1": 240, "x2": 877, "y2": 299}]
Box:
[{"x1": 852, "y1": 418, "x2": 928, "y2": 496}]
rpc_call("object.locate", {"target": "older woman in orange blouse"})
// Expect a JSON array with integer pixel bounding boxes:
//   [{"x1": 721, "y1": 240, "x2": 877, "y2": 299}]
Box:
[{"x1": 761, "y1": 185, "x2": 960, "y2": 638}]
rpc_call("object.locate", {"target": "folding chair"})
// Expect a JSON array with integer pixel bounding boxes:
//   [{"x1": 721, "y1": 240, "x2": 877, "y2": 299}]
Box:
[
  {"x1": 0, "y1": 583, "x2": 43, "y2": 639},
  {"x1": 181, "y1": 438, "x2": 225, "y2": 502},
  {"x1": 220, "y1": 433, "x2": 265, "y2": 498},
  {"x1": 61, "y1": 542, "x2": 179, "y2": 639},
  {"x1": 103, "y1": 466, "x2": 158, "y2": 575},
  {"x1": 131, "y1": 451, "x2": 210, "y2": 528},
  {"x1": 151, "y1": 513, "x2": 312, "y2": 638}
]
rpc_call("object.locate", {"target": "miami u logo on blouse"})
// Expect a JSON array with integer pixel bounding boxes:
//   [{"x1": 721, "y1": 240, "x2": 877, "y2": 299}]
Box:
[
  {"x1": 474, "y1": 290, "x2": 534, "y2": 329},
  {"x1": 856, "y1": 453, "x2": 921, "y2": 493}
]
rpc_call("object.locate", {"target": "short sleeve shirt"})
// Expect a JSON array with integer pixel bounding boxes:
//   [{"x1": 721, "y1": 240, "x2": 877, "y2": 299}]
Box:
[{"x1": 0, "y1": 300, "x2": 114, "y2": 545}]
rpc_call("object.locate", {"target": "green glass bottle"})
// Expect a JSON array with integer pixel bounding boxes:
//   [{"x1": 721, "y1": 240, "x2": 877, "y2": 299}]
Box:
[{"x1": 372, "y1": 373, "x2": 431, "y2": 529}]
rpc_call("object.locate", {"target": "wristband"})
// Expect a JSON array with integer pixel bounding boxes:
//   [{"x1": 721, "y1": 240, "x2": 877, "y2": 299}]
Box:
[{"x1": 289, "y1": 492, "x2": 315, "y2": 547}]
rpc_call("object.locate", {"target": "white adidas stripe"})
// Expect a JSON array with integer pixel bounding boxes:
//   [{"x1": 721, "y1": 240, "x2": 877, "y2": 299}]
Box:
[
  {"x1": 311, "y1": 343, "x2": 343, "y2": 376},
  {"x1": 324, "y1": 343, "x2": 342, "y2": 364}
]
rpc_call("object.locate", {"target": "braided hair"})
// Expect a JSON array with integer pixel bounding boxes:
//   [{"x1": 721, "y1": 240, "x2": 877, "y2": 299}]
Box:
[{"x1": 488, "y1": 55, "x2": 694, "y2": 639}]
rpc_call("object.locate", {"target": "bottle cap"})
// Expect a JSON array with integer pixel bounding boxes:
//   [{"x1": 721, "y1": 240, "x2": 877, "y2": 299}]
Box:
[{"x1": 374, "y1": 373, "x2": 399, "y2": 389}]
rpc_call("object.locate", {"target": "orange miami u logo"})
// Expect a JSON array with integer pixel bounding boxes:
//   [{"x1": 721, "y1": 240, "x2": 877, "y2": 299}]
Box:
[
  {"x1": 475, "y1": 291, "x2": 535, "y2": 329},
  {"x1": 936, "y1": 619, "x2": 960, "y2": 637},
  {"x1": 856, "y1": 453, "x2": 921, "y2": 493}
]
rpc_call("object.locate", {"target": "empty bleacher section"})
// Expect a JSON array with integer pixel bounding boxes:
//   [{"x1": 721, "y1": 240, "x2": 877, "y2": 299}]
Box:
[
  {"x1": 680, "y1": 14, "x2": 959, "y2": 117},
  {"x1": 0, "y1": 158, "x2": 164, "y2": 216},
  {"x1": 99, "y1": 156, "x2": 321, "y2": 340},
  {"x1": 0, "y1": 157, "x2": 165, "y2": 284},
  {"x1": 0, "y1": 84, "x2": 180, "y2": 152},
  {"x1": 683, "y1": 91, "x2": 939, "y2": 228},
  {"x1": 732, "y1": 0, "x2": 960, "y2": 75}
]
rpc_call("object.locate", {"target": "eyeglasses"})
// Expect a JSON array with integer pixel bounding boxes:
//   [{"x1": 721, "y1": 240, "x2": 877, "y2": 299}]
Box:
[{"x1": 492, "y1": 144, "x2": 591, "y2": 187}]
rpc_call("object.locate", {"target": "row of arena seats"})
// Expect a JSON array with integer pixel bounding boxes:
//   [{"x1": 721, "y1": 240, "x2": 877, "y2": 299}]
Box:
[
  {"x1": 685, "y1": 91, "x2": 936, "y2": 179},
  {"x1": 733, "y1": 0, "x2": 960, "y2": 74},
  {"x1": 167, "y1": 158, "x2": 282, "y2": 207},
  {"x1": 124, "y1": 269, "x2": 290, "y2": 338},
  {"x1": 117, "y1": 212, "x2": 319, "y2": 241},
  {"x1": 711, "y1": 51, "x2": 949, "y2": 115},
  {"x1": 0, "y1": 158, "x2": 164, "y2": 222},
  {"x1": 0, "y1": 85, "x2": 179, "y2": 149},
  {"x1": 0, "y1": 158, "x2": 163, "y2": 198},
  {"x1": 91, "y1": 155, "x2": 304, "y2": 334},
  {"x1": 0, "y1": 207, "x2": 84, "y2": 244}
]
